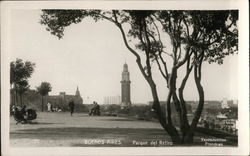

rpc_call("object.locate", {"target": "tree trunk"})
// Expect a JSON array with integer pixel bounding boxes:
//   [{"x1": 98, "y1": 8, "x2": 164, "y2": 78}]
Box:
[
  {"x1": 11, "y1": 89, "x2": 15, "y2": 106},
  {"x1": 183, "y1": 87, "x2": 204, "y2": 143},
  {"x1": 179, "y1": 88, "x2": 191, "y2": 142},
  {"x1": 15, "y1": 89, "x2": 18, "y2": 106},
  {"x1": 150, "y1": 83, "x2": 181, "y2": 144},
  {"x1": 42, "y1": 96, "x2": 44, "y2": 112},
  {"x1": 183, "y1": 64, "x2": 204, "y2": 143},
  {"x1": 150, "y1": 85, "x2": 166, "y2": 128},
  {"x1": 20, "y1": 94, "x2": 23, "y2": 107},
  {"x1": 172, "y1": 91, "x2": 190, "y2": 141},
  {"x1": 12, "y1": 85, "x2": 16, "y2": 106},
  {"x1": 178, "y1": 68, "x2": 192, "y2": 142}
]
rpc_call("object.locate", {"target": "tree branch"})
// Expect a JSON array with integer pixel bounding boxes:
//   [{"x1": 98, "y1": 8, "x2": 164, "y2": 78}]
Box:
[
  {"x1": 112, "y1": 11, "x2": 149, "y2": 79},
  {"x1": 142, "y1": 18, "x2": 152, "y2": 77},
  {"x1": 145, "y1": 29, "x2": 169, "y2": 81},
  {"x1": 176, "y1": 46, "x2": 191, "y2": 68},
  {"x1": 198, "y1": 53, "x2": 204, "y2": 81},
  {"x1": 155, "y1": 55, "x2": 167, "y2": 80},
  {"x1": 183, "y1": 17, "x2": 190, "y2": 37}
]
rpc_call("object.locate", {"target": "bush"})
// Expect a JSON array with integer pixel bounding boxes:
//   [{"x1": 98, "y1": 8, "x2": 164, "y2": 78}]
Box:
[
  {"x1": 75, "y1": 104, "x2": 89, "y2": 112},
  {"x1": 100, "y1": 104, "x2": 156, "y2": 120}
]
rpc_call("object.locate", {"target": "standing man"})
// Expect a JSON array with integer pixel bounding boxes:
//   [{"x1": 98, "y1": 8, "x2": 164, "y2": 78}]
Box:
[
  {"x1": 68, "y1": 99, "x2": 75, "y2": 116},
  {"x1": 47, "y1": 102, "x2": 51, "y2": 112}
]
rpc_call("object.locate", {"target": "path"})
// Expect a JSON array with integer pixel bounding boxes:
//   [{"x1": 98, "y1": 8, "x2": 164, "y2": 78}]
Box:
[
  {"x1": 10, "y1": 112, "x2": 170, "y2": 147},
  {"x1": 10, "y1": 112, "x2": 236, "y2": 147}
]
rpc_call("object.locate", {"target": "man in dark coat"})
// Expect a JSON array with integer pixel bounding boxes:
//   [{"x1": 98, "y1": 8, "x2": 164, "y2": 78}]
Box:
[
  {"x1": 68, "y1": 100, "x2": 75, "y2": 116},
  {"x1": 21, "y1": 105, "x2": 28, "y2": 120}
]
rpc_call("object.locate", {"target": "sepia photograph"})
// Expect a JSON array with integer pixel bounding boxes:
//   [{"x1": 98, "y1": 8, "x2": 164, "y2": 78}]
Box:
[{"x1": 1, "y1": 1, "x2": 249, "y2": 155}]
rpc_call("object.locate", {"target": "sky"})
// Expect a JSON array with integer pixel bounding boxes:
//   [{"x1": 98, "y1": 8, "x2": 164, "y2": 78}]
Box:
[{"x1": 9, "y1": 10, "x2": 238, "y2": 104}]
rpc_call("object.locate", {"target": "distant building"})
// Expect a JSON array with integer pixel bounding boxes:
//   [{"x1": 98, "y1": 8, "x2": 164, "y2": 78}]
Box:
[
  {"x1": 103, "y1": 96, "x2": 121, "y2": 105},
  {"x1": 189, "y1": 101, "x2": 221, "y2": 112},
  {"x1": 47, "y1": 86, "x2": 83, "y2": 109},
  {"x1": 148, "y1": 101, "x2": 192, "y2": 113},
  {"x1": 221, "y1": 99, "x2": 238, "y2": 109},
  {"x1": 120, "y1": 63, "x2": 131, "y2": 109},
  {"x1": 221, "y1": 98, "x2": 229, "y2": 109},
  {"x1": 233, "y1": 99, "x2": 238, "y2": 105},
  {"x1": 228, "y1": 99, "x2": 238, "y2": 108}
]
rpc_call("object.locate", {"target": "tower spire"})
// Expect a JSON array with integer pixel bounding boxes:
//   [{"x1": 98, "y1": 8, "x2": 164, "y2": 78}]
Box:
[{"x1": 75, "y1": 86, "x2": 81, "y2": 97}]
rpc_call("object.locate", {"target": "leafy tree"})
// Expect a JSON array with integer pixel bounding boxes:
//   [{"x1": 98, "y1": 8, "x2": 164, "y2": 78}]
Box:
[
  {"x1": 37, "y1": 82, "x2": 52, "y2": 112},
  {"x1": 16, "y1": 80, "x2": 30, "y2": 107},
  {"x1": 10, "y1": 58, "x2": 35, "y2": 106},
  {"x1": 175, "y1": 11, "x2": 237, "y2": 142},
  {"x1": 40, "y1": 10, "x2": 238, "y2": 144}
]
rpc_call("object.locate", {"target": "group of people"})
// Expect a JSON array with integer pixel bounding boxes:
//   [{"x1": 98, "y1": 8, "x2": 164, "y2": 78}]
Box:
[
  {"x1": 47, "y1": 102, "x2": 62, "y2": 112},
  {"x1": 11, "y1": 99, "x2": 100, "y2": 124},
  {"x1": 11, "y1": 105, "x2": 27, "y2": 117},
  {"x1": 11, "y1": 105, "x2": 37, "y2": 124},
  {"x1": 89, "y1": 101, "x2": 100, "y2": 116},
  {"x1": 46, "y1": 100, "x2": 75, "y2": 116},
  {"x1": 47, "y1": 99, "x2": 101, "y2": 116},
  {"x1": 68, "y1": 100, "x2": 100, "y2": 116}
]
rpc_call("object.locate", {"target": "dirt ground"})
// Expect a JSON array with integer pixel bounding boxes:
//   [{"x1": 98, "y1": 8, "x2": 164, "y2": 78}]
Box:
[
  {"x1": 9, "y1": 112, "x2": 236, "y2": 147},
  {"x1": 10, "y1": 112, "x2": 171, "y2": 147}
]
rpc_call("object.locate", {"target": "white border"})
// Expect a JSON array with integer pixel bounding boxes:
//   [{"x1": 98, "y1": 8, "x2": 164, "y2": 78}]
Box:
[{"x1": 1, "y1": 1, "x2": 249, "y2": 155}]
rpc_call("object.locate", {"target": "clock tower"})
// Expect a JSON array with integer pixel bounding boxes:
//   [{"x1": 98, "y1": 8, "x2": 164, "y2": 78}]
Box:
[{"x1": 121, "y1": 63, "x2": 131, "y2": 109}]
